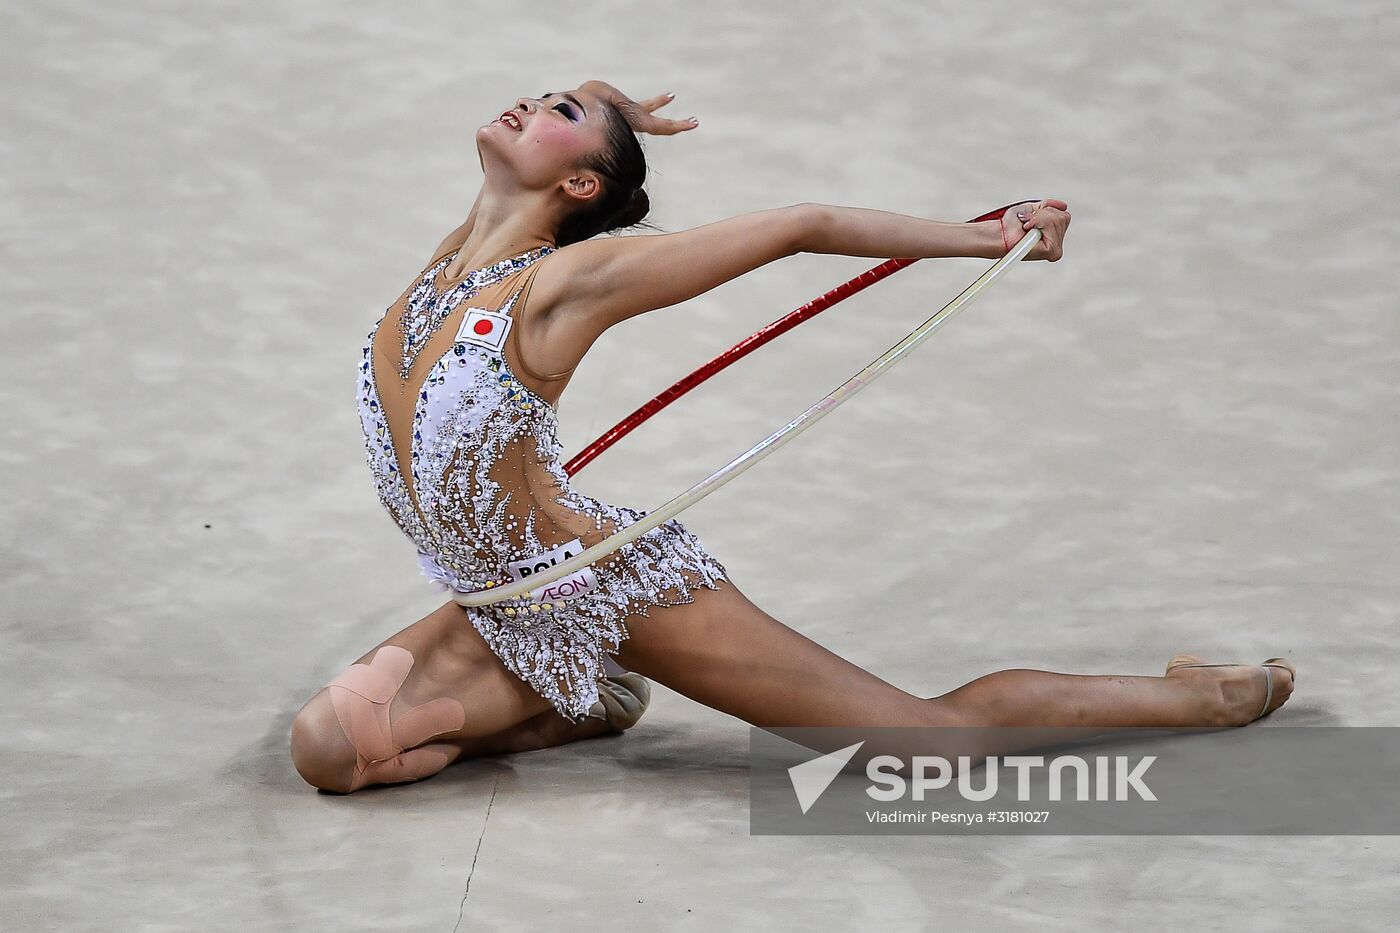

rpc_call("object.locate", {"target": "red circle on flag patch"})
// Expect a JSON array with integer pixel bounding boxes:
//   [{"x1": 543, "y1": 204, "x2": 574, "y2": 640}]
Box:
[{"x1": 473, "y1": 319, "x2": 494, "y2": 335}]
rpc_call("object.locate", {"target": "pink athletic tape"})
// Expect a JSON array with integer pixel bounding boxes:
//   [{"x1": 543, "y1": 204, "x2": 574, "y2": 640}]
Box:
[{"x1": 325, "y1": 644, "x2": 467, "y2": 792}]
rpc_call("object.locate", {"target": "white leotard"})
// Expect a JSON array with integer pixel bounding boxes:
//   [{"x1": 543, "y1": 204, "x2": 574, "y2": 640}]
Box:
[{"x1": 357, "y1": 243, "x2": 728, "y2": 721}]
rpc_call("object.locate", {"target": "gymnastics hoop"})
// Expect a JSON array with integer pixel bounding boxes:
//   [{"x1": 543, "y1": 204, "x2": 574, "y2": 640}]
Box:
[
  {"x1": 562, "y1": 201, "x2": 1033, "y2": 476},
  {"x1": 450, "y1": 224, "x2": 1043, "y2": 610}
]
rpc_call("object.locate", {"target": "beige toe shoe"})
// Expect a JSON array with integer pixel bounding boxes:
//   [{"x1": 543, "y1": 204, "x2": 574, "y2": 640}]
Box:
[
  {"x1": 586, "y1": 672, "x2": 653, "y2": 732},
  {"x1": 1165, "y1": 655, "x2": 1297, "y2": 721}
]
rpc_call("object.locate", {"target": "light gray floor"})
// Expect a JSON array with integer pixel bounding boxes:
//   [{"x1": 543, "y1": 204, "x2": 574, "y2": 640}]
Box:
[{"x1": 3, "y1": 1, "x2": 1397, "y2": 930}]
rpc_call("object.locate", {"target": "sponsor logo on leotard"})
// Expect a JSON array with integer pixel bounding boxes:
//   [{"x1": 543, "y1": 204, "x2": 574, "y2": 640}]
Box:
[
  {"x1": 507, "y1": 537, "x2": 599, "y2": 604},
  {"x1": 454, "y1": 307, "x2": 513, "y2": 353}
]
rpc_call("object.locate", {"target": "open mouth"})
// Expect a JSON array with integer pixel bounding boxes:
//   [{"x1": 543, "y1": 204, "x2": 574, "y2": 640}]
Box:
[{"x1": 497, "y1": 111, "x2": 522, "y2": 131}]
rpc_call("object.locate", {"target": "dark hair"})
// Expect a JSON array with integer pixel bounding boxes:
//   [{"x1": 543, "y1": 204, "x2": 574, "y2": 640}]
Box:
[{"x1": 555, "y1": 99, "x2": 658, "y2": 246}]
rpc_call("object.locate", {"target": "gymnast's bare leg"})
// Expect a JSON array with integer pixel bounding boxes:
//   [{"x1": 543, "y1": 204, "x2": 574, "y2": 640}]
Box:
[
  {"x1": 291, "y1": 571, "x2": 1295, "y2": 793},
  {"x1": 611, "y1": 576, "x2": 1296, "y2": 767}
]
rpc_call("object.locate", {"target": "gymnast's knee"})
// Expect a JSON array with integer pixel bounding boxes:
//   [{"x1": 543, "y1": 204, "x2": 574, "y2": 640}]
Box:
[
  {"x1": 289, "y1": 644, "x2": 473, "y2": 794},
  {"x1": 290, "y1": 688, "x2": 360, "y2": 793}
]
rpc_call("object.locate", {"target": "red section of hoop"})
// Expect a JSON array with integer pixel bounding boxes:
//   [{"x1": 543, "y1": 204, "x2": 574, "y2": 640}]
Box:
[{"x1": 563, "y1": 201, "x2": 1037, "y2": 476}]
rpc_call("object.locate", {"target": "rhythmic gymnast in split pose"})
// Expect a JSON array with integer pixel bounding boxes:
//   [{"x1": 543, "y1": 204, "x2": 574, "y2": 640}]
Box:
[{"x1": 290, "y1": 80, "x2": 1296, "y2": 794}]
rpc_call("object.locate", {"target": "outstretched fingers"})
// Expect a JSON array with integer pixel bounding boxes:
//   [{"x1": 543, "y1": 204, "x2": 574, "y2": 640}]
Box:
[
  {"x1": 624, "y1": 94, "x2": 698, "y2": 135},
  {"x1": 636, "y1": 91, "x2": 674, "y2": 113},
  {"x1": 636, "y1": 91, "x2": 699, "y2": 133},
  {"x1": 580, "y1": 80, "x2": 699, "y2": 135}
]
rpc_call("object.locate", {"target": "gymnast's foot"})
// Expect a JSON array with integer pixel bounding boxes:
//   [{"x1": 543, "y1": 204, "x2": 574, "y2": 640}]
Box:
[
  {"x1": 484, "y1": 674, "x2": 651, "y2": 756},
  {"x1": 587, "y1": 672, "x2": 652, "y2": 733},
  {"x1": 1164, "y1": 653, "x2": 1297, "y2": 725}
]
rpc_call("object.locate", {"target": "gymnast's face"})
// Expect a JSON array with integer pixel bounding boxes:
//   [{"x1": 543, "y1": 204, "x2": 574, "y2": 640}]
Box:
[{"x1": 477, "y1": 89, "x2": 610, "y2": 199}]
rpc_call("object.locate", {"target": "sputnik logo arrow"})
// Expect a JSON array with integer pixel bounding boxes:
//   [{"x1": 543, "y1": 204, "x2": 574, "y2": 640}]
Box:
[{"x1": 788, "y1": 741, "x2": 865, "y2": 814}]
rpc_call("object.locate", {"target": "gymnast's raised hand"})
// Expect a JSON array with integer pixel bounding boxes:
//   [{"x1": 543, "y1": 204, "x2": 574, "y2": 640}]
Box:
[
  {"x1": 578, "y1": 79, "x2": 701, "y2": 135},
  {"x1": 1000, "y1": 198, "x2": 1071, "y2": 261}
]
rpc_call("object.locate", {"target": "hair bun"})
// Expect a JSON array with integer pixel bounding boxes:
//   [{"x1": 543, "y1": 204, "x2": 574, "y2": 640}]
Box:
[{"x1": 612, "y1": 187, "x2": 649, "y2": 230}]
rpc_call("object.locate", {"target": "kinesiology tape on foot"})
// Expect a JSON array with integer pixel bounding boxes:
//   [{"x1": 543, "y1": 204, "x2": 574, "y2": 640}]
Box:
[{"x1": 326, "y1": 644, "x2": 467, "y2": 791}]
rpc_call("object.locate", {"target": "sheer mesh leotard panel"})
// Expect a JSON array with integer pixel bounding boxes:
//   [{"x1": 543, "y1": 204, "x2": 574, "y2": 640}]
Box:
[{"x1": 356, "y1": 243, "x2": 729, "y2": 722}]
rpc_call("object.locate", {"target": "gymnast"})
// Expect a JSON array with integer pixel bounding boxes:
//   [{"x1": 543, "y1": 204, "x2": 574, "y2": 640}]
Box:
[{"x1": 289, "y1": 79, "x2": 1295, "y2": 794}]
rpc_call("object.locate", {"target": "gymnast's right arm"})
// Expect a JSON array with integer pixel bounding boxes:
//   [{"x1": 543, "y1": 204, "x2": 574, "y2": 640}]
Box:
[
  {"x1": 529, "y1": 203, "x2": 818, "y2": 335},
  {"x1": 532, "y1": 199, "x2": 1067, "y2": 336}
]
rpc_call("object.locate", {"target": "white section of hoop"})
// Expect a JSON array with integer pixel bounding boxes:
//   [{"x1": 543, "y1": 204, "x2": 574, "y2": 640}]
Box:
[{"x1": 451, "y1": 226, "x2": 1043, "y2": 609}]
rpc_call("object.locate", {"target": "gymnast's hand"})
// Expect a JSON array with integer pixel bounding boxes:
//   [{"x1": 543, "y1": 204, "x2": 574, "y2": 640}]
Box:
[
  {"x1": 579, "y1": 80, "x2": 700, "y2": 135},
  {"x1": 999, "y1": 199, "x2": 1071, "y2": 261}
]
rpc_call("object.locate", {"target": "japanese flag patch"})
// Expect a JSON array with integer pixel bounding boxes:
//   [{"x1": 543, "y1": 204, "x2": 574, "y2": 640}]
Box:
[{"x1": 454, "y1": 307, "x2": 513, "y2": 353}]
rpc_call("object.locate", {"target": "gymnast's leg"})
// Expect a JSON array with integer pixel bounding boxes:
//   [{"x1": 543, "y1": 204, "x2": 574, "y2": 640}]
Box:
[
  {"x1": 610, "y1": 576, "x2": 1296, "y2": 762},
  {"x1": 289, "y1": 600, "x2": 612, "y2": 794}
]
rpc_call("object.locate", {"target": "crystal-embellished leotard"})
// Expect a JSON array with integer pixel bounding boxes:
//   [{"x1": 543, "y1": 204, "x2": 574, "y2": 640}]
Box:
[{"x1": 357, "y1": 242, "x2": 729, "y2": 722}]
